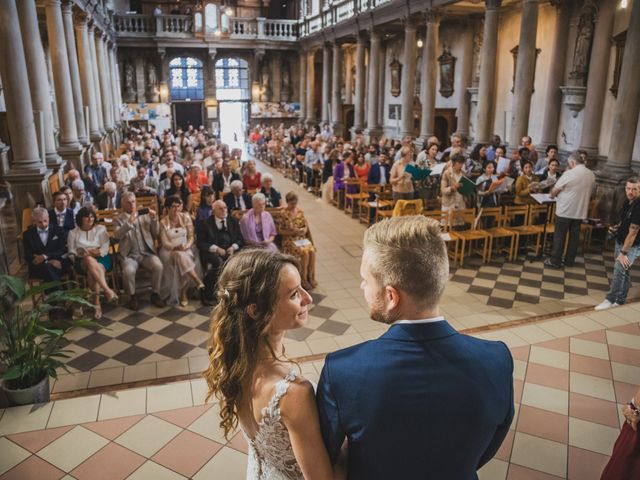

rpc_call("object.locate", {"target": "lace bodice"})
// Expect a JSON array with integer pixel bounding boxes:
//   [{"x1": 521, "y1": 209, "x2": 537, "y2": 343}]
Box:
[{"x1": 244, "y1": 370, "x2": 304, "y2": 480}]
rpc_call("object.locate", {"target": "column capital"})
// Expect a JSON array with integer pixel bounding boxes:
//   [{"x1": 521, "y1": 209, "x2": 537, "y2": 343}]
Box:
[
  {"x1": 61, "y1": 0, "x2": 73, "y2": 14},
  {"x1": 485, "y1": 0, "x2": 502, "y2": 9},
  {"x1": 73, "y1": 10, "x2": 89, "y2": 27},
  {"x1": 208, "y1": 48, "x2": 217, "y2": 62},
  {"x1": 42, "y1": 0, "x2": 62, "y2": 7},
  {"x1": 404, "y1": 18, "x2": 419, "y2": 31},
  {"x1": 369, "y1": 28, "x2": 382, "y2": 41},
  {"x1": 424, "y1": 9, "x2": 441, "y2": 25}
]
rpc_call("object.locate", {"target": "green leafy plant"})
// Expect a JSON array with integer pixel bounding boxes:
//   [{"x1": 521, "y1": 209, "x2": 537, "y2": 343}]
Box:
[{"x1": 0, "y1": 275, "x2": 97, "y2": 390}]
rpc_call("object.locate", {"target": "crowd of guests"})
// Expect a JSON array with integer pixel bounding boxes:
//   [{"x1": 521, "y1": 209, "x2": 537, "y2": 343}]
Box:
[{"x1": 23, "y1": 125, "x2": 317, "y2": 319}]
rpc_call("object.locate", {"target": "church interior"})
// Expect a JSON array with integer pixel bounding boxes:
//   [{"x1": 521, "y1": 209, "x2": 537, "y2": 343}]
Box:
[{"x1": 0, "y1": 0, "x2": 639, "y2": 478}]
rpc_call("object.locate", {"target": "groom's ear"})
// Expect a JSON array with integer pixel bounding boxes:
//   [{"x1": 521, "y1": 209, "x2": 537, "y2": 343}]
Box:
[{"x1": 384, "y1": 285, "x2": 400, "y2": 311}]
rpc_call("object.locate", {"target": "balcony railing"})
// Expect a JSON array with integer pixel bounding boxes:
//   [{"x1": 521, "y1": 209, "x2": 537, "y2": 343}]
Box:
[
  {"x1": 299, "y1": 0, "x2": 394, "y2": 37},
  {"x1": 114, "y1": 14, "x2": 298, "y2": 41}
]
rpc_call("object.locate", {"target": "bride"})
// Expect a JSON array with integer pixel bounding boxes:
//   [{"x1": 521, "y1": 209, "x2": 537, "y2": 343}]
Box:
[{"x1": 203, "y1": 249, "x2": 344, "y2": 479}]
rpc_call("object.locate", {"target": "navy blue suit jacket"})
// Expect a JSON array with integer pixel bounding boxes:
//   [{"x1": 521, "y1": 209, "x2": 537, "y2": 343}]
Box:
[
  {"x1": 317, "y1": 320, "x2": 514, "y2": 480},
  {"x1": 367, "y1": 163, "x2": 391, "y2": 185},
  {"x1": 48, "y1": 208, "x2": 75, "y2": 236}
]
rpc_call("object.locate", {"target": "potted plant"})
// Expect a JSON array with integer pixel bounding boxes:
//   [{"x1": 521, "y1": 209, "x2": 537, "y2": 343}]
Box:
[{"x1": 0, "y1": 274, "x2": 96, "y2": 406}]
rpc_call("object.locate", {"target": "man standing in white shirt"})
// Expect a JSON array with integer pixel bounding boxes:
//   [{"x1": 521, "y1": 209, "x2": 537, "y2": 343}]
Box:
[{"x1": 545, "y1": 152, "x2": 596, "y2": 268}]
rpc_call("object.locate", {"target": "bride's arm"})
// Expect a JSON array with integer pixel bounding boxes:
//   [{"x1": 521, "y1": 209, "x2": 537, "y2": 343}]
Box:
[{"x1": 280, "y1": 380, "x2": 345, "y2": 480}]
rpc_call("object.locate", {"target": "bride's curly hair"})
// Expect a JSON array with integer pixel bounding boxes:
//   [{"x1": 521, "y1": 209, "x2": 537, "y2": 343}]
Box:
[{"x1": 203, "y1": 249, "x2": 300, "y2": 440}]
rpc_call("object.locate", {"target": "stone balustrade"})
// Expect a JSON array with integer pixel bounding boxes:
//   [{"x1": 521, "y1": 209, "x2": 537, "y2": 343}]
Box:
[{"x1": 299, "y1": 0, "x2": 394, "y2": 37}]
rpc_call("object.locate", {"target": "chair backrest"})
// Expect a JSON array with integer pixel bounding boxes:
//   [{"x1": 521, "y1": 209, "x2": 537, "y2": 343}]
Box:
[
  {"x1": 528, "y1": 204, "x2": 549, "y2": 225},
  {"x1": 135, "y1": 194, "x2": 159, "y2": 212},
  {"x1": 190, "y1": 191, "x2": 202, "y2": 215},
  {"x1": 21, "y1": 208, "x2": 32, "y2": 233},
  {"x1": 392, "y1": 199, "x2": 424, "y2": 217},
  {"x1": 48, "y1": 172, "x2": 60, "y2": 195},
  {"x1": 479, "y1": 206, "x2": 503, "y2": 224},
  {"x1": 504, "y1": 205, "x2": 529, "y2": 225},
  {"x1": 449, "y1": 207, "x2": 478, "y2": 229},
  {"x1": 423, "y1": 198, "x2": 441, "y2": 211},
  {"x1": 422, "y1": 209, "x2": 451, "y2": 232}
]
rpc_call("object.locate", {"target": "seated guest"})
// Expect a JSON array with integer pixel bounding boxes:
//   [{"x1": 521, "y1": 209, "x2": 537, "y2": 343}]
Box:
[
  {"x1": 534, "y1": 144, "x2": 558, "y2": 174},
  {"x1": 165, "y1": 172, "x2": 192, "y2": 213},
  {"x1": 354, "y1": 152, "x2": 370, "y2": 181},
  {"x1": 23, "y1": 207, "x2": 69, "y2": 285},
  {"x1": 368, "y1": 150, "x2": 391, "y2": 187},
  {"x1": 48, "y1": 191, "x2": 75, "y2": 237},
  {"x1": 159, "y1": 151, "x2": 184, "y2": 178},
  {"x1": 158, "y1": 167, "x2": 174, "y2": 200},
  {"x1": 60, "y1": 185, "x2": 73, "y2": 206},
  {"x1": 117, "y1": 154, "x2": 137, "y2": 186},
  {"x1": 239, "y1": 193, "x2": 278, "y2": 253},
  {"x1": 279, "y1": 192, "x2": 316, "y2": 290},
  {"x1": 514, "y1": 161, "x2": 539, "y2": 205},
  {"x1": 70, "y1": 179, "x2": 93, "y2": 215},
  {"x1": 130, "y1": 164, "x2": 159, "y2": 195},
  {"x1": 223, "y1": 180, "x2": 251, "y2": 213},
  {"x1": 67, "y1": 207, "x2": 118, "y2": 319},
  {"x1": 84, "y1": 152, "x2": 108, "y2": 192},
  {"x1": 113, "y1": 192, "x2": 165, "y2": 310},
  {"x1": 186, "y1": 163, "x2": 208, "y2": 193},
  {"x1": 212, "y1": 161, "x2": 240, "y2": 196},
  {"x1": 196, "y1": 200, "x2": 244, "y2": 305},
  {"x1": 195, "y1": 186, "x2": 215, "y2": 227},
  {"x1": 242, "y1": 159, "x2": 262, "y2": 191},
  {"x1": 158, "y1": 196, "x2": 205, "y2": 306},
  {"x1": 260, "y1": 173, "x2": 283, "y2": 208},
  {"x1": 95, "y1": 182, "x2": 122, "y2": 210}
]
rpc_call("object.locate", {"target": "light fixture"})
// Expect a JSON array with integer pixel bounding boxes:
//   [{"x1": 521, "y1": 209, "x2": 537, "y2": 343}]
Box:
[
  {"x1": 225, "y1": 7, "x2": 234, "y2": 16},
  {"x1": 417, "y1": 39, "x2": 424, "y2": 48},
  {"x1": 620, "y1": 0, "x2": 628, "y2": 8},
  {"x1": 214, "y1": 28, "x2": 222, "y2": 36}
]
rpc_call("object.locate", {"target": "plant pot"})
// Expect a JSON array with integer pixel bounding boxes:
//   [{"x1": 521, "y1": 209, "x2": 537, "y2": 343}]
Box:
[{"x1": 1, "y1": 375, "x2": 50, "y2": 406}]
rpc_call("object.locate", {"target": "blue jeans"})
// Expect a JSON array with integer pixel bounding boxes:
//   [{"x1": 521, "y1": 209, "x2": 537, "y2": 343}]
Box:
[{"x1": 606, "y1": 242, "x2": 640, "y2": 305}]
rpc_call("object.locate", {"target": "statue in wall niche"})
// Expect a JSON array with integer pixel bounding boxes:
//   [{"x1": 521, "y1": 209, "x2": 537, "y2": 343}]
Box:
[
  {"x1": 281, "y1": 59, "x2": 291, "y2": 102},
  {"x1": 438, "y1": 47, "x2": 456, "y2": 98},
  {"x1": 123, "y1": 60, "x2": 137, "y2": 103},
  {"x1": 570, "y1": 0, "x2": 597, "y2": 83},
  {"x1": 472, "y1": 20, "x2": 483, "y2": 86},
  {"x1": 260, "y1": 63, "x2": 271, "y2": 102},
  {"x1": 146, "y1": 62, "x2": 159, "y2": 102}
]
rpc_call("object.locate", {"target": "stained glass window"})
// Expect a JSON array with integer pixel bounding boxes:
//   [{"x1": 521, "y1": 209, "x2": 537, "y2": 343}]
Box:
[{"x1": 169, "y1": 57, "x2": 204, "y2": 100}]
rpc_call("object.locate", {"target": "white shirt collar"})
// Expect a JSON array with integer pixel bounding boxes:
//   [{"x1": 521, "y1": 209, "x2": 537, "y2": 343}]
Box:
[{"x1": 393, "y1": 316, "x2": 445, "y2": 325}]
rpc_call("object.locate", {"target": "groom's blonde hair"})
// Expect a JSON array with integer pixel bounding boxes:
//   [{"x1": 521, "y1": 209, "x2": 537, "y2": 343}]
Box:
[{"x1": 363, "y1": 215, "x2": 449, "y2": 309}]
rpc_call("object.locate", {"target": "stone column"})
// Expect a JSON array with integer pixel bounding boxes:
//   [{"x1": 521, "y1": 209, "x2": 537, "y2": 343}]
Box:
[
  {"x1": 88, "y1": 21, "x2": 105, "y2": 135},
  {"x1": 331, "y1": 42, "x2": 343, "y2": 136},
  {"x1": 539, "y1": 1, "x2": 571, "y2": 149},
  {"x1": 44, "y1": 0, "x2": 81, "y2": 150},
  {"x1": 457, "y1": 21, "x2": 475, "y2": 139},
  {"x1": 270, "y1": 51, "x2": 282, "y2": 102},
  {"x1": 578, "y1": 0, "x2": 616, "y2": 156},
  {"x1": 475, "y1": 0, "x2": 501, "y2": 145},
  {"x1": 16, "y1": 0, "x2": 62, "y2": 168},
  {"x1": 61, "y1": 0, "x2": 88, "y2": 146},
  {"x1": 509, "y1": 0, "x2": 539, "y2": 150},
  {"x1": 365, "y1": 29, "x2": 382, "y2": 138},
  {"x1": 604, "y1": 0, "x2": 640, "y2": 175},
  {"x1": 419, "y1": 11, "x2": 440, "y2": 142},
  {"x1": 95, "y1": 32, "x2": 114, "y2": 132},
  {"x1": 401, "y1": 20, "x2": 418, "y2": 138},
  {"x1": 74, "y1": 12, "x2": 101, "y2": 141},
  {"x1": 378, "y1": 44, "x2": 386, "y2": 129},
  {"x1": 0, "y1": 0, "x2": 47, "y2": 223},
  {"x1": 299, "y1": 52, "x2": 307, "y2": 122},
  {"x1": 321, "y1": 44, "x2": 331, "y2": 124},
  {"x1": 353, "y1": 35, "x2": 366, "y2": 132},
  {"x1": 344, "y1": 46, "x2": 353, "y2": 105},
  {"x1": 109, "y1": 43, "x2": 122, "y2": 128},
  {"x1": 306, "y1": 50, "x2": 316, "y2": 126}
]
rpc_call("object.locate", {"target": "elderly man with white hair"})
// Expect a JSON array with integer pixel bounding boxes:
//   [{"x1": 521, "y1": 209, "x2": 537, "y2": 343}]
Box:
[
  {"x1": 22, "y1": 206, "x2": 70, "y2": 284},
  {"x1": 96, "y1": 181, "x2": 122, "y2": 210},
  {"x1": 70, "y1": 179, "x2": 94, "y2": 215},
  {"x1": 259, "y1": 173, "x2": 283, "y2": 208},
  {"x1": 222, "y1": 179, "x2": 251, "y2": 213},
  {"x1": 117, "y1": 154, "x2": 137, "y2": 185}
]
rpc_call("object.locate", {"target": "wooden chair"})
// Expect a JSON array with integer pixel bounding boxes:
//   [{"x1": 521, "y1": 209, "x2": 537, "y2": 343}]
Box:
[
  {"x1": 48, "y1": 172, "x2": 61, "y2": 195},
  {"x1": 449, "y1": 208, "x2": 491, "y2": 267},
  {"x1": 392, "y1": 199, "x2": 423, "y2": 217},
  {"x1": 344, "y1": 179, "x2": 365, "y2": 216},
  {"x1": 479, "y1": 207, "x2": 518, "y2": 261},
  {"x1": 375, "y1": 199, "x2": 395, "y2": 222},
  {"x1": 358, "y1": 185, "x2": 384, "y2": 224},
  {"x1": 16, "y1": 208, "x2": 33, "y2": 265},
  {"x1": 340, "y1": 178, "x2": 361, "y2": 212},
  {"x1": 422, "y1": 210, "x2": 460, "y2": 267},
  {"x1": 504, "y1": 205, "x2": 542, "y2": 257},
  {"x1": 135, "y1": 194, "x2": 159, "y2": 212}
]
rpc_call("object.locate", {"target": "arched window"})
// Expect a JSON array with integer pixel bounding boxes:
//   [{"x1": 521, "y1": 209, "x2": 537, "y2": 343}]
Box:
[
  {"x1": 215, "y1": 57, "x2": 249, "y2": 100},
  {"x1": 169, "y1": 57, "x2": 204, "y2": 101}
]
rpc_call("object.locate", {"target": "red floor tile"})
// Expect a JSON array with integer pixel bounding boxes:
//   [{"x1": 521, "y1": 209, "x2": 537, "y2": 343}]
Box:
[
  {"x1": 71, "y1": 442, "x2": 145, "y2": 480},
  {"x1": 513, "y1": 379, "x2": 524, "y2": 404},
  {"x1": 151, "y1": 430, "x2": 223, "y2": 478},
  {"x1": 516, "y1": 405, "x2": 568, "y2": 444},
  {"x1": 227, "y1": 431, "x2": 249, "y2": 454},
  {"x1": 510, "y1": 345, "x2": 531, "y2": 361},
  {"x1": 536, "y1": 337, "x2": 569, "y2": 352},
  {"x1": 575, "y1": 330, "x2": 607, "y2": 343},
  {"x1": 152, "y1": 404, "x2": 212, "y2": 429},
  {"x1": 608, "y1": 344, "x2": 640, "y2": 367},
  {"x1": 0, "y1": 455, "x2": 65, "y2": 480},
  {"x1": 495, "y1": 428, "x2": 515, "y2": 462},
  {"x1": 507, "y1": 464, "x2": 564, "y2": 479},
  {"x1": 569, "y1": 392, "x2": 620, "y2": 428},
  {"x1": 6, "y1": 426, "x2": 73, "y2": 454},
  {"x1": 613, "y1": 381, "x2": 638, "y2": 404},
  {"x1": 570, "y1": 353, "x2": 613, "y2": 380},
  {"x1": 82, "y1": 415, "x2": 145, "y2": 441},
  {"x1": 567, "y1": 446, "x2": 610, "y2": 480},
  {"x1": 608, "y1": 323, "x2": 640, "y2": 336},
  {"x1": 525, "y1": 363, "x2": 569, "y2": 391}
]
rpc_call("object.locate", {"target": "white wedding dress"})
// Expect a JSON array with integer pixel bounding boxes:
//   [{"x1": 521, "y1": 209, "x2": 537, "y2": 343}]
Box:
[{"x1": 244, "y1": 370, "x2": 304, "y2": 480}]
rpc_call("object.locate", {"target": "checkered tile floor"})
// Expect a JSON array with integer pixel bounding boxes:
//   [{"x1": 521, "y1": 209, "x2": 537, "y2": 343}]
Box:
[{"x1": 1, "y1": 305, "x2": 638, "y2": 480}]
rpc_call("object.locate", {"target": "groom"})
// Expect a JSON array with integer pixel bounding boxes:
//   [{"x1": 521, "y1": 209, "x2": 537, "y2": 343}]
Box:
[{"x1": 317, "y1": 216, "x2": 514, "y2": 479}]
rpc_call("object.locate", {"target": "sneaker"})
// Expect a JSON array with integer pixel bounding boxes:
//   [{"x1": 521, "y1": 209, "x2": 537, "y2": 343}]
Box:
[
  {"x1": 594, "y1": 300, "x2": 619, "y2": 311},
  {"x1": 544, "y1": 259, "x2": 563, "y2": 269}
]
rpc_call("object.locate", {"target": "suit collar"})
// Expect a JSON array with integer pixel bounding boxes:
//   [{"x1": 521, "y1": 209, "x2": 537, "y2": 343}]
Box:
[{"x1": 380, "y1": 320, "x2": 458, "y2": 342}]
